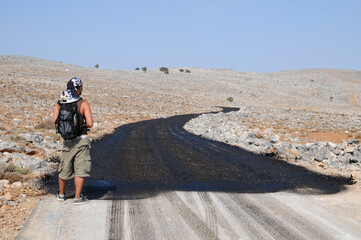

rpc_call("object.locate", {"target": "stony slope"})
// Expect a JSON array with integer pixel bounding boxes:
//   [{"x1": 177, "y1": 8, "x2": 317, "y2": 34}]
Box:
[{"x1": 0, "y1": 55, "x2": 360, "y2": 238}]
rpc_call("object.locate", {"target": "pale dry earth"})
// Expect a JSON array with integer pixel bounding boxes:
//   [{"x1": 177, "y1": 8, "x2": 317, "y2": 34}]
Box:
[{"x1": 0, "y1": 55, "x2": 360, "y2": 239}]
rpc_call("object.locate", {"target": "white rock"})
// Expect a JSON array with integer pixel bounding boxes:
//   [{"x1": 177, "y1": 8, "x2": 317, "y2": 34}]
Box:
[
  {"x1": 263, "y1": 128, "x2": 275, "y2": 135},
  {"x1": 0, "y1": 179, "x2": 10, "y2": 191},
  {"x1": 10, "y1": 181, "x2": 22, "y2": 189},
  {"x1": 12, "y1": 118, "x2": 21, "y2": 125},
  {"x1": 19, "y1": 132, "x2": 43, "y2": 143},
  {"x1": 0, "y1": 179, "x2": 10, "y2": 185},
  {"x1": 345, "y1": 146, "x2": 354, "y2": 153},
  {"x1": 270, "y1": 135, "x2": 280, "y2": 143},
  {"x1": 327, "y1": 142, "x2": 337, "y2": 149}
]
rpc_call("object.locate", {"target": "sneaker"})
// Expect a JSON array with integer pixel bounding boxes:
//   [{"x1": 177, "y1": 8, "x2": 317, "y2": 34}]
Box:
[
  {"x1": 73, "y1": 194, "x2": 89, "y2": 205},
  {"x1": 55, "y1": 191, "x2": 66, "y2": 202}
]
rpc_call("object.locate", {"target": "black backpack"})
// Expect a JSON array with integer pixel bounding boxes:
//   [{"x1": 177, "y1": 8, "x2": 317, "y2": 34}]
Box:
[{"x1": 56, "y1": 101, "x2": 81, "y2": 140}]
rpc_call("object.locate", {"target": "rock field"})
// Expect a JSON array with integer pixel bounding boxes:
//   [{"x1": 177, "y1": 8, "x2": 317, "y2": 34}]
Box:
[
  {"x1": 0, "y1": 55, "x2": 360, "y2": 238},
  {"x1": 184, "y1": 109, "x2": 361, "y2": 180}
]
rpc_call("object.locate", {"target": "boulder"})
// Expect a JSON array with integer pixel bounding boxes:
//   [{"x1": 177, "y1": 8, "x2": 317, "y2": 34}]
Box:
[
  {"x1": 19, "y1": 132, "x2": 43, "y2": 143},
  {"x1": 263, "y1": 128, "x2": 275, "y2": 135},
  {"x1": 350, "y1": 151, "x2": 361, "y2": 164},
  {"x1": 305, "y1": 143, "x2": 318, "y2": 151},
  {"x1": 348, "y1": 139, "x2": 360, "y2": 145},
  {"x1": 270, "y1": 134, "x2": 280, "y2": 144},
  {"x1": 0, "y1": 180, "x2": 10, "y2": 191},
  {"x1": 258, "y1": 142, "x2": 273, "y2": 154},
  {"x1": 295, "y1": 144, "x2": 307, "y2": 153},
  {"x1": 9, "y1": 200, "x2": 20, "y2": 207},
  {"x1": 327, "y1": 160, "x2": 341, "y2": 168},
  {"x1": 312, "y1": 148, "x2": 336, "y2": 162},
  {"x1": 42, "y1": 139, "x2": 61, "y2": 150},
  {"x1": 240, "y1": 132, "x2": 254, "y2": 142},
  {"x1": 5, "y1": 152, "x2": 46, "y2": 170},
  {"x1": 4, "y1": 192, "x2": 13, "y2": 201},
  {"x1": 20, "y1": 194, "x2": 27, "y2": 202},
  {"x1": 274, "y1": 142, "x2": 295, "y2": 160},
  {"x1": 245, "y1": 136, "x2": 256, "y2": 145},
  {"x1": 0, "y1": 179, "x2": 10, "y2": 185},
  {"x1": 332, "y1": 145, "x2": 342, "y2": 155},
  {"x1": 339, "y1": 140, "x2": 347, "y2": 150},
  {"x1": 340, "y1": 153, "x2": 353, "y2": 164},
  {"x1": 10, "y1": 181, "x2": 22, "y2": 189},
  {"x1": 253, "y1": 138, "x2": 268, "y2": 146},
  {"x1": 13, "y1": 156, "x2": 46, "y2": 171},
  {"x1": 344, "y1": 146, "x2": 354, "y2": 154},
  {"x1": 0, "y1": 139, "x2": 25, "y2": 153},
  {"x1": 244, "y1": 144, "x2": 262, "y2": 154},
  {"x1": 12, "y1": 118, "x2": 21, "y2": 125},
  {"x1": 325, "y1": 142, "x2": 337, "y2": 151},
  {"x1": 4, "y1": 152, "x2": 29, "y2": 161},
  {"x1": 30, "y1": 178, "x2": 46, "y2": 190},
  {"x1": 0, "y1": 153, "x2": 12, "y2": 163},
  {"x1": 291, "y1": 148, "x2": 301, "y2": 159}
]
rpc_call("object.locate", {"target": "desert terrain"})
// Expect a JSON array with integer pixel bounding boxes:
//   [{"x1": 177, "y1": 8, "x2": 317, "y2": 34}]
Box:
[
  {"x1": 1, "y1": 55, "x2": 361, "y2": 239},
  {"x1": 1, "y1": 56, "x2": 360, "y2": 142}
]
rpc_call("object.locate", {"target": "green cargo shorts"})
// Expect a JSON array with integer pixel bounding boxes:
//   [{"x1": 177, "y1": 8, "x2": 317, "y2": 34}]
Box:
[{"x1": 58, "y1": 136, "x2": 91, "y2": 180}]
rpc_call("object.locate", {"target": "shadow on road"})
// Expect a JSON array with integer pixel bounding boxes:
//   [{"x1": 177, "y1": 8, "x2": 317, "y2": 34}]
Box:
[{"x1": 76, "y1": 107, "x2": 351, "y2": 200}]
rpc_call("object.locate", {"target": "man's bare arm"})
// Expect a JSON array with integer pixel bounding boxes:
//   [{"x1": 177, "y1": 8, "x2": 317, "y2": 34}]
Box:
[
  {"x1": 53, "y1": 101, "x2": 60, "y2": 124},
  {"x1": 82, "y1": 101, "x2": 93, "y2": 128}
]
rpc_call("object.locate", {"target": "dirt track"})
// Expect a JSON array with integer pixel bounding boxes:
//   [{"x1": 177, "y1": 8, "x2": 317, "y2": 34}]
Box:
[{"x1": 17, "y1": 108, "x2": 361, "y2": 239}]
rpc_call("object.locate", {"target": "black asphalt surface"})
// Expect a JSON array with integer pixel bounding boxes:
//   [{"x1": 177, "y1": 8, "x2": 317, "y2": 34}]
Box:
[{"x1": 87, "y1": 108, "x2": 351, "y2": 239}]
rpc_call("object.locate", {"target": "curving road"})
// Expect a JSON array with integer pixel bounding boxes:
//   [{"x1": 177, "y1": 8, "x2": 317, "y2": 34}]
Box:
[{"x1": 18, "y1": 108, "x2": 361, "y2": 240}]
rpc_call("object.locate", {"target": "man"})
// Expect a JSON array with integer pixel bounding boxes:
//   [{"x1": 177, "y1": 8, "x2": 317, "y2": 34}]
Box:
[{"x1": 53, "y1": 77, "x2": 93, "y2": 205}]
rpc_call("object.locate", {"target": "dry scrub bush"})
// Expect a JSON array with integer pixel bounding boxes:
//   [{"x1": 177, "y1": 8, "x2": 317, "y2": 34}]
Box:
[
  {"x1": 160, "y1": 67, "x2": 169, "y2": 74},
  {"x1": 0, "y1": 163, "x2": 32, "y2": 183}
]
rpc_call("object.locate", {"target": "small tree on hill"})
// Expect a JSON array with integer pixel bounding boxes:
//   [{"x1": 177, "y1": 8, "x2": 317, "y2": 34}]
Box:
[
  {"x1": 160, "y1": 67, "x2": 169, "y2": 74},
  {"x1": 94, "y1": 64, "x2": 99, "y2": 68},
  {"x1": 142, "y1": 67, "x2": 147, "y2": 72},
  {"x1": 227, "y1": 97, "x2": 234, "y2": 102}
]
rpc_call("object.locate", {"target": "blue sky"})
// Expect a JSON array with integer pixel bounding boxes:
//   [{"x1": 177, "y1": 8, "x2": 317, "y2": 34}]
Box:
[{"x1": 1, "y1": 0, "x2": 361, "y2": 72}]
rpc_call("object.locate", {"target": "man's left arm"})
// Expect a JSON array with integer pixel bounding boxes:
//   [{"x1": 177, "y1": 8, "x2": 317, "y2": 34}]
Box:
[{"x1": 53, "y1": 101, "x2": 60, "y2": 124}]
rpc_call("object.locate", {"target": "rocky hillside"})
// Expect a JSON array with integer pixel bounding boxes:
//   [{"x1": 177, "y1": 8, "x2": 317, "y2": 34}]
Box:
[{"x1": 0, "y1": 55, "x2": 360, "y2": 238}]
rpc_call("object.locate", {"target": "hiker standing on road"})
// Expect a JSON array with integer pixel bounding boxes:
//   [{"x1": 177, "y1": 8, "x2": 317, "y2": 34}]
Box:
[{"x1": 53, "y1": 77, "x2": 93, "y2": 205}]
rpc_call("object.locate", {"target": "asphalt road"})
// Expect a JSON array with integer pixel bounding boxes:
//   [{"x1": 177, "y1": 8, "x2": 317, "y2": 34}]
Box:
[{"x1": 18, "y1": 108, "x2": 361, "y2": 240}]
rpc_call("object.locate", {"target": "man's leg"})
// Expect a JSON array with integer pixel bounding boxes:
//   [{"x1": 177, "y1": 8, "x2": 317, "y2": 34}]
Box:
[
  {"x1": 58, "y1": 177, "x2": 68, "y2": 195},
  {"x1": 74, "y1": 177, "x2": 85, "y2": 199}
]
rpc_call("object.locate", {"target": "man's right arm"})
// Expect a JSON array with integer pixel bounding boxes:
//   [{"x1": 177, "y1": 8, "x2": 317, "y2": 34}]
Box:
[{"x1": 82, "y1": 101, "x2": 93, "y2": 128}]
